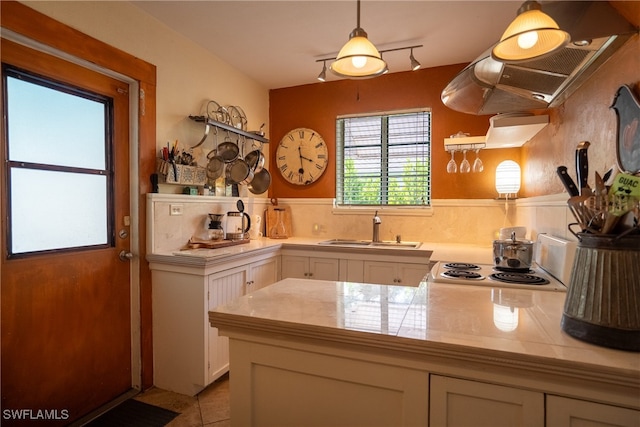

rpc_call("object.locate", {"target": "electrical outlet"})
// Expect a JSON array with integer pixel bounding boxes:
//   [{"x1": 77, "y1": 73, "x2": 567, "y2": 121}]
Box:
[{"x1": 170, "y1": 204, "x2": 183, "y2": 216}]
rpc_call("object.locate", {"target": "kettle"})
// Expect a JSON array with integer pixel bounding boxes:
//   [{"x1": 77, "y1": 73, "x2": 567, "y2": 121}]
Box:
[{"x1": 225, "y1": 200, "x2": 251, "y2": 240}]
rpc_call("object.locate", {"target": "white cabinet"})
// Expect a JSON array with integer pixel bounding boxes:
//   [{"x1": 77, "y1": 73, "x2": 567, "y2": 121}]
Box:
[
  {"x1": 281, "y1": 255, "x2": 340, "y2": 281},
  {"x1": 430, "y1": 375, "x2": 544, "y2": 427},
  {"x1": 246, "y1": 255, "x2": 279, "y2": 293},
  {"x1": 363, "y1": 261, "x2": 428, "y2": 286},
  {"x1": 208, "y1": 266, "x2": 247, "y2": 384},
  {"x1": 151, "y1": 251, "x2": 279, "y2": 396},
  {"x1": 547, "y1": 395, "x2": 640, "y2": 427},
  {"x1": 430, "y1": 376, "x2": 640, "y2": 427}
]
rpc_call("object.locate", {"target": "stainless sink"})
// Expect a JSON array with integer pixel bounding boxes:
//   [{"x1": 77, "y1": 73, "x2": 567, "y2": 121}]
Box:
[
  {"x1": 318, "y1": 239, "x2": 421, "y2": 249},
  {"x1": 317, "y1": 239, "x2": 372, "y2": 246},
  {"x1": 370, "y1": 241, "x2": 422, "y2": 248}
]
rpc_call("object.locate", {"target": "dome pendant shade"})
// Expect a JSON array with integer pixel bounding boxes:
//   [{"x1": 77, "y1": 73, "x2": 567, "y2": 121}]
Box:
[
  {"x1": 330, "y1": 28, "x2": 387, "y2": 78},
  {"x1": 491, "y1": 1, "x2": 570, "y2": 63}
]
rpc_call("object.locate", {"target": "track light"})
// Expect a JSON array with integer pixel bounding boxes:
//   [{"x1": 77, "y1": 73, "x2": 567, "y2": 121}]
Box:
[
  {"x1": 316, "y1": 44, "x2": 422, "y2": 82},
  {"x1": 330, "y1": 0, "x2": 386, "y2": 78},
  {"x1": 492, "y1": 0, "x2": 570, "y2": 62},
  {"x1": 410, "y1": 48, "x2": 421, "y2": 71},
  {"x1": 317, "y1": 61, "x2": 327, "y2": 82}
]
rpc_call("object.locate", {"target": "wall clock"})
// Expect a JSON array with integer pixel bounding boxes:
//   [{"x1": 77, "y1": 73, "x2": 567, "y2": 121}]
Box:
[{"x1": 276, "y1": 128, "x2": 328, "y2": 185}]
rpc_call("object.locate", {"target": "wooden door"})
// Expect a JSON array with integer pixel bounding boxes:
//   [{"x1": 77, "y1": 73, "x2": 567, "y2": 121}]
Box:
[{"x1": 1, "y1": 40, "x2": 132, "y2": 424}]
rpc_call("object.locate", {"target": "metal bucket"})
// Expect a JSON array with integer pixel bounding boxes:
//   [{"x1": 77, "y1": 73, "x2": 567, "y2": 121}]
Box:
[{"x1": 561, "y1": 233, "x2": 640, "y2": 351}]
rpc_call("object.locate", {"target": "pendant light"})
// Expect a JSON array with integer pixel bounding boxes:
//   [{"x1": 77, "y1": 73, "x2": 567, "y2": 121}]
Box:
[
  {"x1": 330, "y1": 0, "x2": 387, "y2": 79},
  {"x1": 491, "y1": 0, "x2": 570, "y2": 63}
]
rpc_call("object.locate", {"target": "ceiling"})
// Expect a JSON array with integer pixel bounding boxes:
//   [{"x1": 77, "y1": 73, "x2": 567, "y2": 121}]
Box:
[{"x1": 131, "y1": 1, "x2": 524, "y2": 90}]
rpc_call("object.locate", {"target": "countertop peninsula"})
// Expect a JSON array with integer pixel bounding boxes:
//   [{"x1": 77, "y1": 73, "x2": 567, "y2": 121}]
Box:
[{"x1": 210, "y1": 277, "x2": 640, "y2": 411}]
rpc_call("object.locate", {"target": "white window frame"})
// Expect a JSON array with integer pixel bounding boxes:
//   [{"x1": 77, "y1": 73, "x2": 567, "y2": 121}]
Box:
[{"x1": 334, "y1": 108, "x2": 432, "y2": 215}]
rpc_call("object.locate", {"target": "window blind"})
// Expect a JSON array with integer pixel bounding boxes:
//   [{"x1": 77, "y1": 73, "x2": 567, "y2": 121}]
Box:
[{"x1": 336, "y1": 110, "x2": 431, "y2": 206}]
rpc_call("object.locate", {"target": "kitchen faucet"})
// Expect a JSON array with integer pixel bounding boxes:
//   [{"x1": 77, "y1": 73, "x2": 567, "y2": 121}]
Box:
[{"x1": 372, "y1": 210, "x2": 381, "y2": 243}]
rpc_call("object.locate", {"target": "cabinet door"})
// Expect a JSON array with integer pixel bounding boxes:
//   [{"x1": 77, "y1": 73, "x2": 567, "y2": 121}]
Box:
[
  {"x1": 309, "y1": 257, "x2": 340, "y2": 281},
  {"x1": 396, "y1": 263, "x2": 429, "y2": 287},
  {"x1": 281, "y1": 255, "x2": 308, "y2": 279},
  {"x1": 364, "y1": 261, "x2": 428, "y2": 286},
  {"x1": 248, "y1": 256, "x2": 279, "y2": 293},
  {"x1": 363, "y1": 261, "x2": 398, "y2": 285},
  {"x1": 345, "y1": 259, "x2": 364, "y2": 283},
  {"x1": 547, "y1": 395, "x2": 640, "y2": 427},
  {"x1": 430, "y1": 375, "x2": 544, "y2": 427},
  {"x1": 208, "y1": 266, "x2": 248, "y2": 383}
]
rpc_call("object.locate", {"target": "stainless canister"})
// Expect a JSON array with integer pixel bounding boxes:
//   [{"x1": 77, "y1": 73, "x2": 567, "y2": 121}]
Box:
[{"x1": 561, "y1": 233, "x2": 640, "y2": 351}]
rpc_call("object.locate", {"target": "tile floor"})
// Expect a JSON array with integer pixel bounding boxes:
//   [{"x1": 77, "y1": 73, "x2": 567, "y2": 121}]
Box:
[{"x1": 133, "y1": 374, "x2": 230, "y2": 427}]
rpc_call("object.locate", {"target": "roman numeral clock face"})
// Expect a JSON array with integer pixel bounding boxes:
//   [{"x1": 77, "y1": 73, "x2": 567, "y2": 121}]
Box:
[{"x1": 276, "y1": 128, "x2": 328, "y2": 185}]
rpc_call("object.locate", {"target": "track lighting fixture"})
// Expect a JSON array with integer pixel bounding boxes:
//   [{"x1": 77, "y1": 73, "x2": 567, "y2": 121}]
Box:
[
  {"x1": 492, "y1": 0, "x2": 570, "y2": 62},
  {"x1": 317, "y1": 61, "x2": 327, "y2": 82},
  {"x1": 330, "y1": 0, "x2": 386, "y2": 78},
  {"x1": 316, "y1": 44, "x2": 422, "y2": 82},
  {"x1": 410, "y1": 48, "x2": 421, "y2": 71},
  {"x1": 315, "y1": 0, "x2": 423, "y2": 81}
]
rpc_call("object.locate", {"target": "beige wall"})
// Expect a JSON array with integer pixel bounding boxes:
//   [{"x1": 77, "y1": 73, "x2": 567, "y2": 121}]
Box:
[
  {"x1": 522, "y1": 33, "x2": 639, "y2": 197},
  {"x1": 23, "y1": 0, "x2": 270, "y2": 194},
  {"x1": 23, "y1": 1, "x2": 639, "y2": 247}
]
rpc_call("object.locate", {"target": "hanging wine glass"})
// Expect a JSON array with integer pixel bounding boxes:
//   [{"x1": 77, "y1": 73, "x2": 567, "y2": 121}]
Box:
[
  {"x1": 446, "y1": 150, "x2": 457, "y2": 173},
  {"x1": 472, "y1": 148, "x2": 484, "y2": 173},
  {"x1": 460, "y1": 149, "x2": 471, "y2": 173}
]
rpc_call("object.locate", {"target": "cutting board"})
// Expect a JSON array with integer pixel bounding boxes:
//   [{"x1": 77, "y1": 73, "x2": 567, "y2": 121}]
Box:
[
  {"x1": 182, "y1": 236, "x2": 250, "y2": 250},
  {"x1": 264, "y1": 205, "x2": 293, "y2": 238}
]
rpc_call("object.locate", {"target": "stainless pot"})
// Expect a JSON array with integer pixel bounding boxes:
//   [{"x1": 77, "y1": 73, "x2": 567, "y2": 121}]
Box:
[
  {"x1": 225, "y1": 157, "x2": 254, "y2": 185},
  {"x1": 245, "y1": 148, "x2": 265, "y2": 173},
  {"x1": 248, "y1": 168, "x2": 271, "y2": 194},
  {"x1": 493, "y1": 232, "x2": 534, "y2": 269}
]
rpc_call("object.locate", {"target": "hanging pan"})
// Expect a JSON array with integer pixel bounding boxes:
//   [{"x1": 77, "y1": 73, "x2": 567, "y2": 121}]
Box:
[
  {"x1": 205, "y1": 128, "x2": 224, "y2": 180},
  {"x1": 248, "y1": 168, "x2": 271, "y2": 194},
  {"x1": 225, "y1": 136, "x2": 253, "y2": 185},
  {"x1": 245, "y1": 140, "x2": 265, "y2": 173},
  {"x1": 218, "y1": 130, "x2": 239, "y2": 163}
]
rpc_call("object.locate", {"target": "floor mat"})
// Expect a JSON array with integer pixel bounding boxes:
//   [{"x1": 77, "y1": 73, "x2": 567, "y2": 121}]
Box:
[{"x1": 85, "y1": 399, "x2": 179, "y2": 426}]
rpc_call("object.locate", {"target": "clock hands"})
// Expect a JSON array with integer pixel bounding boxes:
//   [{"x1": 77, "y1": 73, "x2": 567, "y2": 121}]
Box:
[{"x1": 298, "y1": 146, "x2": 305, "y2": 175}]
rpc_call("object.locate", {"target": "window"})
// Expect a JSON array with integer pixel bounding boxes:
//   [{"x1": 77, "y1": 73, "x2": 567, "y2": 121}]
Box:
[
  {"x1": 336, "y1": 109, "x2": 431, "y2": 207},
  {"x1": 3, "y1": 65, "x2": 113, "y2": 256}
]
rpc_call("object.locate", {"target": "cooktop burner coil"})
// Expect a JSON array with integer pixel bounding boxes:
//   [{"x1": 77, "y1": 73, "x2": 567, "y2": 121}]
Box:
[
  {"x1": 441, "y1": 270, "x2": 485, "y2": 280},
  {"x1": 494, "y1": 266, "x2": 534, "y2": 274},
  {"x1": 489, "y1": 272, "x2": 550, "y2": 285},
  {"x1": 444, "y1": 262, "x2": 480, "y2": 270}
]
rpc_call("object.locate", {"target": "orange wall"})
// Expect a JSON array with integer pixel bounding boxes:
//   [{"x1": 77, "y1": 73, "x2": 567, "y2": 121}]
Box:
[
  {"x1": 522, "y1": 0, "x2": 639, "y2": 197},
  {"x1": 269, "y1": 64, "x2": 521, "y2": 199},
  {"x1": 268, "y1": 1, "x2": 639, "y2": 201}
]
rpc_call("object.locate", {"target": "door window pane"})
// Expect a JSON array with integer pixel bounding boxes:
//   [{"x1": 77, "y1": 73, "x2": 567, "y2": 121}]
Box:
[
  {"x1": 7, "y1": 76, "x2": 106, "y2": 170},
  {"x1": 10, "y1": 169, "x2": 108, "y2": 253},
  {"x1": 4, "y1": 67, "x2": 112, "y2": 256}
]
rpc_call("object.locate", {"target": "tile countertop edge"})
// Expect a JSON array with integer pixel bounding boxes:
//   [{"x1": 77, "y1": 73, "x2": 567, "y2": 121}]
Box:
[
  {"x1": 146, "y1": 237, "x2": 493, "y2": 265},
  {"x1": 207, "y1": 308, "x2": 640, "y2": 392}
]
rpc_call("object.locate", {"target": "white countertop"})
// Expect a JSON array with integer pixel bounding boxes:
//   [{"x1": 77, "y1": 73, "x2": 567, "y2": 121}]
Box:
[
  {"x1": 210, "y1": 277, "x2": 640, "y2": 381},
  {"x1": 147, "y1": 236, "x2": 493, "y2": 265}
]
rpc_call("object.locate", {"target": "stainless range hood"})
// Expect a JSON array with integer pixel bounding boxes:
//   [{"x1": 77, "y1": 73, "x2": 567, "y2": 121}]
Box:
[{"x1": 441, "y1": 1, "x2": 637, "y2": 115}]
